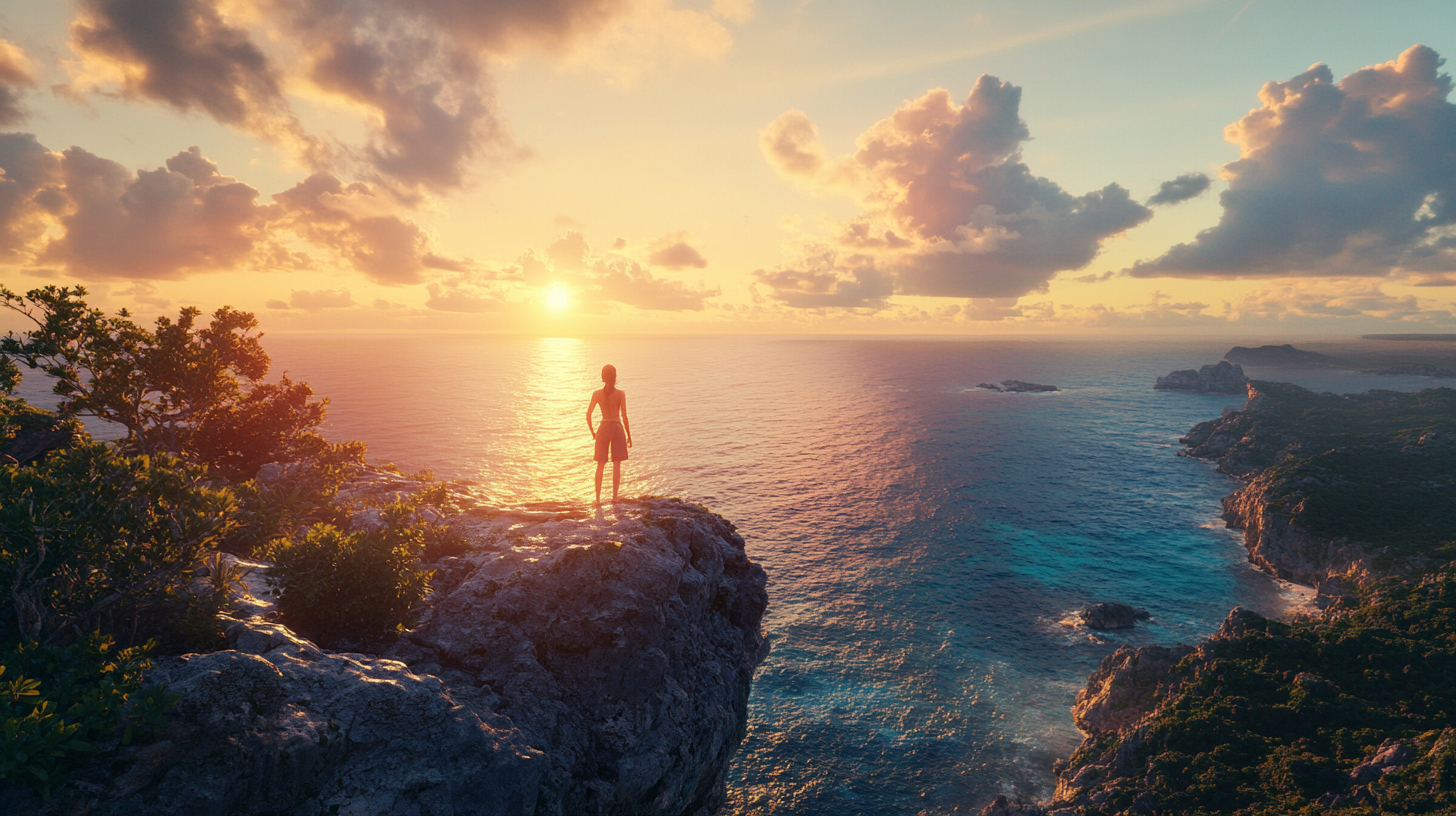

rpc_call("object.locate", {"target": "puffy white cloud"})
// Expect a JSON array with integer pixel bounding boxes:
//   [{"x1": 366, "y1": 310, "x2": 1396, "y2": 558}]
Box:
[
  {"x1": 758, "y1": 75, "x2": 1152, "y2": 307},
  {"x1": 1130, "y1": 44, "x2": 1456, "y2": 279}
]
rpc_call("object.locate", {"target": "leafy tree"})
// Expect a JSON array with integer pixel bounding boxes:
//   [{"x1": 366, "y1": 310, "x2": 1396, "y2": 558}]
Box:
[{"x1": 0, "y1": 285, "x2": 356, "y2": 478}]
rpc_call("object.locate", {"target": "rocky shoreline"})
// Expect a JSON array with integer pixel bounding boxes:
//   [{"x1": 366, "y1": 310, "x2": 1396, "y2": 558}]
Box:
[
  {"x1": 982, "y1": 381, "x2": 1456, "y2": 815},
  {"x1": 7, "y1": 475, "x2": 769, "y2": 816}
]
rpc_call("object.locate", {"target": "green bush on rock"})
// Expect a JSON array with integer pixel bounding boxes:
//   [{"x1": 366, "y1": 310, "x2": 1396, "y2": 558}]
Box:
[
  {"x1": 266, "y1": 507, "x2": 432, "y2": 648},
  {"x1": 0, "y1": 634, "x2": 176, "y2": 800}
]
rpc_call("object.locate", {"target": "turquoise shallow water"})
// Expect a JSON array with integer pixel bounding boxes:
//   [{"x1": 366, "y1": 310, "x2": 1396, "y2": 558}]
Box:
[{"x1": 18, "y1": 334, "x2": 1441, "y2": 814}]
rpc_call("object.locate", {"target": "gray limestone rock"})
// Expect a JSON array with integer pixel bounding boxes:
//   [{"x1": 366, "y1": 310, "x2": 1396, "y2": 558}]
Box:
[{"x1": 13, "y1": 497, "x2": 767, "y2": 816}]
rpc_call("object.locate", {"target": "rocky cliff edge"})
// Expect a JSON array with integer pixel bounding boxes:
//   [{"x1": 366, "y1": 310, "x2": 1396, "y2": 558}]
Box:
[{"x1": 20, "y1": 497, "x2": 768, "y2": 816}]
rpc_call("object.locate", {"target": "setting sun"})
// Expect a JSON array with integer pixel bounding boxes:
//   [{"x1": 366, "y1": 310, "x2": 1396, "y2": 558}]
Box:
[{"x1": 545, "y1": 286, "x2": 570, "y2": 311}]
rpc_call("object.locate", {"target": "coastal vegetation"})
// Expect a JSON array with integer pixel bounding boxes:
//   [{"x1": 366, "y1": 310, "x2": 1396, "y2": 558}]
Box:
[
  {"x1": 1047, "y1": 382, "x2": 1456, "y2": 815},
  {"x1": 0, "y1": 286, "x2": 433, "y2": 796}
]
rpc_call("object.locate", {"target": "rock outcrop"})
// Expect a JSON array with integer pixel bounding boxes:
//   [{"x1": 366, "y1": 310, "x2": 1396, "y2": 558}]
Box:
[
  {"x1": 16, "y1": 497, "x2": 768, "y2": 815},
  {"x1": 1078, "y1": 602, "x2": 1151, "y2": 630},
  {"x1": 977, "y1": 380, "x2": 1060, "y2": 392},
  {"x1": 1152, "y1": 361, "x2": 1247, "y2": 393}
]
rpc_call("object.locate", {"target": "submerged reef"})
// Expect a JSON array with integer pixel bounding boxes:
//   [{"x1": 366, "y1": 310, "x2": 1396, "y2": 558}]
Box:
[
  {"x1": 6, "y1": 485, "x2": 769, "y2": 816},
  {"x1": 989, "y1": 383, "x2": 1456, "y2": 816}
]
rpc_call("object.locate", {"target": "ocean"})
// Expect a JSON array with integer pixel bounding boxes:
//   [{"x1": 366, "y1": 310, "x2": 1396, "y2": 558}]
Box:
[{"x1": 20, "y1": 334, "x2": 1443, "y2": 815}]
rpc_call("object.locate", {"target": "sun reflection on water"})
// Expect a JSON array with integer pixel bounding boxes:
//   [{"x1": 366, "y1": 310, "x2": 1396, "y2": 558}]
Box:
[{"x1": 493, "y1": 336, "x2": 594, "y2": 504}]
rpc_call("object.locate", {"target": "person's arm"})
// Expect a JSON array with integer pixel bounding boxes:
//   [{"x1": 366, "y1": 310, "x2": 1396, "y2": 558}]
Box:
[
  {"x1": 621, "y1": 393, "x2": 632, "y2": 447},
  {"x1": 586, "y1": 392, "x2": 600, "y2": 438}
]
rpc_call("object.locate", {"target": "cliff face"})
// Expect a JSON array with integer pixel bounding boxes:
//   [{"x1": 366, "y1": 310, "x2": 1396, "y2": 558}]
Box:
[{"x1": 18, "y1": 498, "x2": 768, "y2": 816}]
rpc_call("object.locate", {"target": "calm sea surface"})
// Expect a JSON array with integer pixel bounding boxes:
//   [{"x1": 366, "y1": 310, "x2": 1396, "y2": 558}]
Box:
[{"x1": 21, "y1": 334, "x2": 1442, "y2": 815}]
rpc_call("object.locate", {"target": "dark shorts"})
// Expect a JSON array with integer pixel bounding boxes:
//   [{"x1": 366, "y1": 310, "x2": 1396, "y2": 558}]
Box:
[{"x1": 595, "y1": 422, "x2": 628, "y2": 462}]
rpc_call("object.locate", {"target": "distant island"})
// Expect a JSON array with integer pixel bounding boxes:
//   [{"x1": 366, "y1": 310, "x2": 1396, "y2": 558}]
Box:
[
  {"x1": 1223, "y1": 343, "x2": 1334, "y2": 367},
  {"x1": 1362, "y1": 334, "x2": 1456, "y2": 341}
]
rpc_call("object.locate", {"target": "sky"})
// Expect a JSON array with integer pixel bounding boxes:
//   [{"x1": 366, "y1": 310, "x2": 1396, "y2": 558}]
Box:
[{"x1": 1, "y1": 0, "x2": 1455, "y2": 335}]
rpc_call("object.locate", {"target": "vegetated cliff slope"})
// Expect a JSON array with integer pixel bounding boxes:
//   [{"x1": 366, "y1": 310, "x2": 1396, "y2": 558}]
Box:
[
  {"x1": 13, "y1": 496, "x2": 769, "y2": 816},
  {"x1": 986, "y1": 384, "x2": 1456, "y2": 816},
  {"x1": 1181, "y1": 382, "x2": 1456, "y2": 589}
]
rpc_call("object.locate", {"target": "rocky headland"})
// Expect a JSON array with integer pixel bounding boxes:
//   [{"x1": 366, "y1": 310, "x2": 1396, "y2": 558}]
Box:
[
  {"x1": 1153, "y1": 361, "x2": 1247, "y2": 393},
  {"x1": 7, "y1": 478, "x2": 769, "y2": 816},
  {"x1": 984, "y1": 382, "x2": 1456, "y2": 815}
]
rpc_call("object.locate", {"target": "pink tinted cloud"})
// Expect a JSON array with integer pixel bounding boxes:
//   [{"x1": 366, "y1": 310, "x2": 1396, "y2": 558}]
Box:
[
  {"x1": 1129, "y1": 45, "x2": 1456, "y2": 279},
  {"x1": 759, "y1": 75, "x2": 1151, "y2": 306}
]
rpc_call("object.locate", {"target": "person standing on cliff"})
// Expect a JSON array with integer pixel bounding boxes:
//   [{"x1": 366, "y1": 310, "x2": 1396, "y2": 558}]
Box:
[{"x1": 586, "y1": 364, "x2": 632, "y2": 506}]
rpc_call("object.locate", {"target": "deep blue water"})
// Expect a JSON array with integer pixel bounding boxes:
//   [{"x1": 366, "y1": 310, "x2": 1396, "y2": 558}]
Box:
[{"x1": 18, "y1": 334, "x2": 1442, "y2": 814}]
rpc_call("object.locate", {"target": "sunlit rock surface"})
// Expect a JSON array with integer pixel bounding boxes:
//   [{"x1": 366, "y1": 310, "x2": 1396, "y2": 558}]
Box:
[{"x1": 23, "y1": 497, "x2": 767, "y2": 816}]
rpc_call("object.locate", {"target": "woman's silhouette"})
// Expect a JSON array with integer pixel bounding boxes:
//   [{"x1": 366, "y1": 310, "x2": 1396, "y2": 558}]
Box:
[{"x1": 586, "y1": 364, "x2": 632, "y2": 506}]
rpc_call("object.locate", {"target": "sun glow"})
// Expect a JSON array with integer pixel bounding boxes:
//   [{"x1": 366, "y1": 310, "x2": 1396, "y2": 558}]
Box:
[{"x1": 545, "y1": 286, "x2": 570, "y2": 311}]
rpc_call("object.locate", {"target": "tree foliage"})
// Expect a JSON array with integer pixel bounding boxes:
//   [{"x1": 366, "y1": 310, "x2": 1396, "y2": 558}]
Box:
[
  {"x1": 0, "y1": 285, "x2": 348, "y2": 477},
  {"x1": 1, "y1": 634, "x2": 175, "y2": 800},
  {"x1": 0, "y1": 443, "x2": 235, "y2": 644}
]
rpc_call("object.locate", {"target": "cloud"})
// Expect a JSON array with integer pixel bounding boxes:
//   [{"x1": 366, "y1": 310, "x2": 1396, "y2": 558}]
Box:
[
  {"x1": 289, "y1": 288, "x2": 354, "y2": 310},
  {"x1": 1073, "y1": 271, "x2": 1116, "y2": 283},
  {"x1": 0, "y1": 133, "x2": 64, "y2": 263},
  {"x1": 0, "y1": 40, "x2": 37, "y2": 125},
  {"x1": 752, "y1": 246, "x2": 894, "y2": 310},
  {"x1": 646, "y1": 233, "x2": 707, "y2": 268},
  {"x1": 425, "y1": 279, "x2": 509, "y2": 313},
  {"x1": 1146, "y1": 172, "x2": 1211, "y2": 206},
  {"x1": 272, "y1": 173, "x2": 452, "y2": 285},
  {"x1": 39, "y1": 145, "x2": 271, "y2": 279},
  {"x1": 591, "y1": 254, "x2": 716, "y2": 310},
  {"x1": 425, "y1": 231, "x2": 717, "y2": 312},
  {"x1": 758, "y1": 75, "x2": 1152, "y2": 307},
  {"x1": 61, "y1": 0, "x2": 750, "y2": 193},
  {"x1": 1129, "y1": 44, "x2": 1456, "y2": 279},
  {"x1": 1224, "y1": 281, "x2": 1455, "y2": 323},
  {"x1": 115, "y1": 281, "x2": 170, "y2": 308},
  {"x1": 0, "y1": 139, "x2": 457, "y2": 283}
]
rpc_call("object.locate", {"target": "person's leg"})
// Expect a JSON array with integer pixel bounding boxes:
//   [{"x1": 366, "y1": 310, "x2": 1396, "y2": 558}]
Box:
[
  {"x1": 595, "y1": 461, "x2": 606, "y2": 505},
  {"x1": 611, "y1": 460, "x2": 622, "y2": 502}
]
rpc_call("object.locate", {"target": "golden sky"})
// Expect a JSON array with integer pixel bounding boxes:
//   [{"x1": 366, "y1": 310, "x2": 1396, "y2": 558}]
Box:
[{"x1": 2, "y1": 0, "x2": 1455, "y2": 335}]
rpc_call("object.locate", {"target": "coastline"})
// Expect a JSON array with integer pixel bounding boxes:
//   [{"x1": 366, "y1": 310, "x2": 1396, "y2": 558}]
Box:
[{"x1": 990, "y1": 381, "x2": 1456, "y2": 816}]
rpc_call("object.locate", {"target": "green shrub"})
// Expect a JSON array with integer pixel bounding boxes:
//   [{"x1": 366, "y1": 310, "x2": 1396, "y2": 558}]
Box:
[
  {"x1": 266, "y1": 509, "x2": 431, "y2": 647},
  {"x1": 0, "y1": 442, "x2": 236, "y2": 643},
  {"x1": 1, "y1": 634, "x2": 176, "y2": 800}
]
